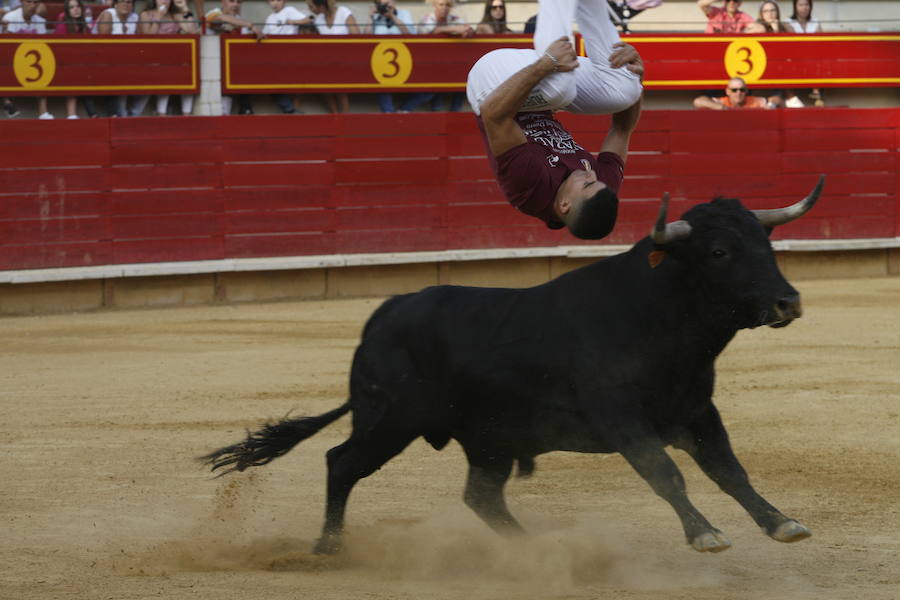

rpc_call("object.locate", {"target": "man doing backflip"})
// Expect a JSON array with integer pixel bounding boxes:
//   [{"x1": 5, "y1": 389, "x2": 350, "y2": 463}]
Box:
[{"x1": 466, "y1": 0, "x2": 644, "y2": 239}]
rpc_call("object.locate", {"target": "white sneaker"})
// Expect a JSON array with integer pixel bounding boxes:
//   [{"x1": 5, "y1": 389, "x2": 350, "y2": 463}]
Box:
[
  {"x1": 785, "y1": 96, "x2": 805, "y2": 108},
  {"x1": 38, "y1": 112, "x2": 54, "y2": 119},
  {"x1": 67, "y1": 115, "x2": 79, "y2": 119}
]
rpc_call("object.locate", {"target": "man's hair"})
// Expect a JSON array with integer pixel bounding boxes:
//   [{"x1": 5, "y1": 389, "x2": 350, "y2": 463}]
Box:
[{"x1": 566, "y1": 187, "x2": 619, "y2": 240}]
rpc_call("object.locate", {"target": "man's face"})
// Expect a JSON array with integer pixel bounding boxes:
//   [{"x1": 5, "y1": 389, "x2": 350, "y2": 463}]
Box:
[
  {"x1": 554, "y1": 167, "x2": 607, "y2": 219},
  {"x1": 724, "y1": 0, "x2": 741, "y2": 14},
  {"x1": 433, "y1": 0, "x2": 453, "y2": 19},
  {"x1": 114, "y1": 0, "x2": 134, "y2": 18},
  {"x1": 22, "y1": 0, "x2": 39, "y2": 18},
  {"x1": 268, "y1": 0, "x2": 284, "y2": 11},
  {"x1": 222, "y1": 0, "x2": 241, "y2": 15},
  {"x1": 725, "y1": 79, "x2": 748, "y2": 106}
]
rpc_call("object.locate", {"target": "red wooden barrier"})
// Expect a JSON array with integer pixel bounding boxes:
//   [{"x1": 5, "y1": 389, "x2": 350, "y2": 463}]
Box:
[{"x1": 0, "y1": 108, "x2": 897, "y2": 271}]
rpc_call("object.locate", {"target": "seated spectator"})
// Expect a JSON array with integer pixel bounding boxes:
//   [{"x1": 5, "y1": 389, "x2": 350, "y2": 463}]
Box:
[
  {"x1": 401, "y1": 0, "x2": 471, "y2": 113},
  {"x1": 54, "y1": 0, "x2": 98, "y2": 118},
  {"x1": 264, "y1": 0, "x2": 313, "y2": 114},
  {"x1": 788, "y1": 0, "x2": 823, "y2": 105},
  {"x1": 418, "y1": 0, "x2": 472, "y2": 37},
  {"x1": 171, "y1": 0, "x2": 197, "y2": 33},
  {"x1": 140, "y1": 0, "x2": 180, "y2": 115},
  {"x1": 2, "y1": 0, "x2": 52, "y2": 119},
  {"x1": 693, "y1": 77, "x2": 779, "y2": 110},
  {"x1": 365, "y1": 0, "x2": 415, "y2": 114},
  {"x1": 475, "y1": 0, "x2": 511, "y2": 34},
  {"x1": 97, "y1": 0, "x2": 148, "y2": 116},
  {"x1": 206, "y1": 0, "x2": 264, "y2": 115},
  {"x1": 788, "y1": 0, "x2": 819, "y2": 32},
  {"x1": 697, "y1": 0, "x2": 754, "y2": 34},
  {"x1": 307, "y1": 0, "x2": 359, "y2": 113},
  {"x1": 746, "y1": 0, "x2": 789, "y2": 33}
]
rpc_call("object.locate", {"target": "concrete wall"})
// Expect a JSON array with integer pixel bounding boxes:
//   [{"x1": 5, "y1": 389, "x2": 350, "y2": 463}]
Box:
[{"x1": 2, "y1": 249, "x2": 897, "y2": 316}]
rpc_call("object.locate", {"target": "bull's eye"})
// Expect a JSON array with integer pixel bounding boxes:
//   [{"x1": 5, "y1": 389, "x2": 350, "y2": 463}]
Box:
[{"x1": 711, "y1": 248, "x2": 728, "y2": 259}]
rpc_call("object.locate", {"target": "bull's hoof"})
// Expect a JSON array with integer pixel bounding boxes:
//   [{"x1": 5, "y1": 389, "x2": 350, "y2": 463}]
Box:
[
  {"x1": 690, "y1": 531, "x2": 732, "y2": 553},
  {"x1": 769, "y1": 520, "x2": 812, "y2": 543},
  {"x1": 312, "y1": 535, "x2": 342, "y2": 555}
]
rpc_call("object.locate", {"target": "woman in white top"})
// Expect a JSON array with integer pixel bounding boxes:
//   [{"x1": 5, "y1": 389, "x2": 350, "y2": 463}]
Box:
[
  {"x1": 307, "y1": 0, "x2": 359, "y2": 112},
  {"x1": 96, "y1": 0, "x2": 139, "y2": 34},
  {"x1": 788, "y1": 0, "x2": 820, "y2": 33},
  {"x1": 308, "y1": 0, "x2": 357, "y2": 34},
  {"x1": 788, "y1": 0, "x2": 823, "y2": 105}
]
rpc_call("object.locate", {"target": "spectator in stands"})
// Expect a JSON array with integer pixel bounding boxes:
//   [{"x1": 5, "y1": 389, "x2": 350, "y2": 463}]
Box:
[
  {"x1": 523, "y1": 13, "x2": 536, "y2": 33},
  {"x1": 746, "y1": 1, "x2": 789, "y2": 33},
  {"x1": 788, "y1": 0, "x2": 823, "y2": 106},
  {"x1": 401, "y1": 0, "x2": 472, "y2": 113},
  {"x1": 263, "y1": 0, "x2": 313, "y2": 114},
  {"x1": 476, "y1": 0, "x2": 511, "y2": 34},
  {"x1": 418, "y1": 0, "x2": 472, "y2": 36},
  {"x1": 2, "y1": 0, "x2": 53, "y2": 119},
  {"x1": 206, "y1": 0, "x2": 264, "y2": 115},
  {"x1": 54, "y1": 0, "x2": 98, "y2": 118},
  {"x1": 788, "y1": 0, "x2": 819, "y2": 32},
  {"x1": 96, "y1": 0, "x2": 148, "y2": 116},
  {"x1": 172, "y1": 0, "x2": 198, "y2": 33},
  {"x1": 162, "y1": 0, "x2": 199, "y2": 114},
  {"x1": 139, "y1": 0, "x2": 180, "y2": 115},
  {"x1": 693, "y1": 77, "x2": 779, "y2": 110},
  {"x1": 697, "y1": 0, "x2": 753, "y2": 33},
  {"x1": 307, "y1": 0, "x2": 358, "y2": 113},
  {"x1": 365, "y1": 0, "x2": 414, "y2": 113}
]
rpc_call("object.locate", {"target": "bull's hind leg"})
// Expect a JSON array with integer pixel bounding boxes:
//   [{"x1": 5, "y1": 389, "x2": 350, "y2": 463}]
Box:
[
  {"x1": 462, "y1": 451, "x2": 524, "y2": 534},
  {"x1": 676, "y1": 406, "x2": 811, "y2": 543},
  {"x1": 313, "y1": 430, "x2": 418, "y2": 555}
]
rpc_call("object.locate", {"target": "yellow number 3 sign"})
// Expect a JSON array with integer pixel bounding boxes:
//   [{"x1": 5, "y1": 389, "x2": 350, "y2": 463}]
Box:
[
  {"x1": 370, "y1": 41, "x2": 412, "y2": 86},
  {"x1": 724, "y1": 39, "x2": 767, "y2": 83},
  {"x1": 13, "y1": 42, "x2": 57, "y2": 89}
]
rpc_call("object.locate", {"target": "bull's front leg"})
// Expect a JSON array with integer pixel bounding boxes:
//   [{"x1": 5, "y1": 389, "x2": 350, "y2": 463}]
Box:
[
  {"x1": 585, "y1": 397, "x2": 732, "y2": 552},
  {"x1": 676, "y1": 405, "x2": 811, "y2": 544}
]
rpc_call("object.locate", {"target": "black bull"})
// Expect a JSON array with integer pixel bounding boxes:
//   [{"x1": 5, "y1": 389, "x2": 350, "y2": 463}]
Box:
[{"x1": 203, "y1": 176, "x2": 825, "y2": 555}]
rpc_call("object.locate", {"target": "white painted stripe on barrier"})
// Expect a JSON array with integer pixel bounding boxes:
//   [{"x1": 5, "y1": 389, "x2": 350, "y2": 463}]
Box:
[{"x1": 2, "y1": 238, "x2": 898, "y2": 285}]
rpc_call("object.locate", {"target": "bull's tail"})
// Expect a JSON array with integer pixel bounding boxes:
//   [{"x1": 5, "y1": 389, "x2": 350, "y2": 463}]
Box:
[{"x1": 201, "y1": 403, "x2": 351, "y2": 476}]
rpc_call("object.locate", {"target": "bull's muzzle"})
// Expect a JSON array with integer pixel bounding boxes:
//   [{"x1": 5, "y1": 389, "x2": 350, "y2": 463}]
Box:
[{"x1": 768, "y1": 293, "x2": 802, "y2": 328}]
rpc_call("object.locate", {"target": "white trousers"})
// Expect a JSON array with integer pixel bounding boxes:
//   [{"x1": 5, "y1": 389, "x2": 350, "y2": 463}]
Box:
[{"x1": 466, "y1": 0, "x2": 642, "y2": 116}]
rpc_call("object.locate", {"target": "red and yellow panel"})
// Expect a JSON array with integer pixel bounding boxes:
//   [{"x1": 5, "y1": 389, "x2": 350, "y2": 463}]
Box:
[
  {"x1": 222, "y1": 34, "x2": 534, "y2": 93},
  {"x1": 0, "y1": 34, "x2": 198, "y2": 96}
]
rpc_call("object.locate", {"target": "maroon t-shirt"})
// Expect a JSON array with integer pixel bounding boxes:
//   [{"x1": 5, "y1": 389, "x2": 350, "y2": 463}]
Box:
[{"x1": 478, "y1": 111, "x2": 624, "y2": 229}]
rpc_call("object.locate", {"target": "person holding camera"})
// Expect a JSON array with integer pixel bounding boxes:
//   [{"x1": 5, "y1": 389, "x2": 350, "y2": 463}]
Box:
[
  {"x1": 366, "y1": 0, "x2": 414, "y2": 112},
  {"x1": 365, "y1": 0, "x2": 413, "y2": 34}
]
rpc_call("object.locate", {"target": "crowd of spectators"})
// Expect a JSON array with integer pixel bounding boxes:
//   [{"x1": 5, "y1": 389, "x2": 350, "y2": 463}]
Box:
[{"x1": 0, "y1": 0, "x2": 848, "y2": 118}]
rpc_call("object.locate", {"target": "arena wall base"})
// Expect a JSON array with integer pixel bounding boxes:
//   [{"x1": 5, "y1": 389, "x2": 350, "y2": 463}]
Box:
[{"x1": 1, "y1": 245, "x2": 899, "y2": 317}]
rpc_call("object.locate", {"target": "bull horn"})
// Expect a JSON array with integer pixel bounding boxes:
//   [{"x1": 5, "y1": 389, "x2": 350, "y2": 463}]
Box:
[
  {"x1": 752, "y1": 174, "x2": 825, "y2": 227},
  {"x1": 651, "y1": 192, "x2": 692, "y2": 245}
]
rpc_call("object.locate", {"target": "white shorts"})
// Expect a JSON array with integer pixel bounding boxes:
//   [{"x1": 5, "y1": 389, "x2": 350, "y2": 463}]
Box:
[{"x1": 466, "y1": 0, "x2": 642, "y2": 116}]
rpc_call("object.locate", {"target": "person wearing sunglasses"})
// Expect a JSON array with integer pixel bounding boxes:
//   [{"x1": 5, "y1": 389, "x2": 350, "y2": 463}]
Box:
[
  {"x1": 693, "y1": 77, "x2": 779, "y2": 110},
  {"x1": 476, "y1": 0, "x2": 511, "y2": 34},
  {"x1": 698, "y1": 0, "x2": 754, "y2": 33},
  {"x1": 465, "y1": 0, "x2": 643, "y2": 240}
]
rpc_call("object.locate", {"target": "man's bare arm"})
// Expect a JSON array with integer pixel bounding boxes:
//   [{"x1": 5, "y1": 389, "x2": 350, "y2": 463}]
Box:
[
  {"x1": 600, "y1": 95, "x2": 643, "y2": 162},
  {"x1": 697, "y1": 0, "x2": 717, "y2": 16},
  {"x1": 479, "y1": 36, "x2": 578, "y2": 157}
]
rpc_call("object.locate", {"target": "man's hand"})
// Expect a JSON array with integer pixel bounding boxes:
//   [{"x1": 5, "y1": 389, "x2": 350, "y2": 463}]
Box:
[
  {"x1": 543, "y1": 37, "x2": 579, "y2": 73},
  {"x1": 609, "y1": 42, "x2": 644, "y2": 81}
]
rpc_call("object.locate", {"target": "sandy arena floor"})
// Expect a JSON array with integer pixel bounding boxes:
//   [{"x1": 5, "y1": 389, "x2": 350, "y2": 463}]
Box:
[{"x1": 1, "y1": 276, "x2": 898, "y2": 600}]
